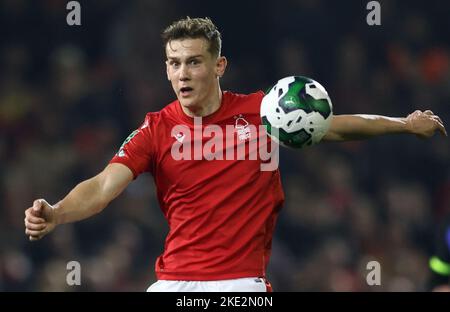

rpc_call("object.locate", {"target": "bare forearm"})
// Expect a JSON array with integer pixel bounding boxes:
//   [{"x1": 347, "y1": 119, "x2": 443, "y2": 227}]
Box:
[
  {"x1": 323, "y1": 114, "x2": 409, "y2": 141},
  {"x1": 54, "y1": 177, "x2": 109, "y2": 225},
  {"x1": 24, "y1": 164, "x2": 133, "y2": 242},
  {"x1": 53, "y1": 164, "x2": 133, "y2": 225}
]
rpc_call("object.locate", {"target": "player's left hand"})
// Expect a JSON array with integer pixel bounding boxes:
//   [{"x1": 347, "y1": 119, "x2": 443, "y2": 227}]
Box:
[{"x1": 406, "y1": 110, "x2": 447, "y2": 139}]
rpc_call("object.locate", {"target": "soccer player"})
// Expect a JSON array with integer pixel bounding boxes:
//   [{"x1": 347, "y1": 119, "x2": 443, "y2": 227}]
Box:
[{"x1": 24, "y1": 17, "x2": 447, "y2": 292}]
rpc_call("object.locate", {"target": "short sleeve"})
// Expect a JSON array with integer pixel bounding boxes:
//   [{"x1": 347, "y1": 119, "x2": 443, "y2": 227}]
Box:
[{"x1": 109, "y1": 114, "x2": 154, "y2": 179}]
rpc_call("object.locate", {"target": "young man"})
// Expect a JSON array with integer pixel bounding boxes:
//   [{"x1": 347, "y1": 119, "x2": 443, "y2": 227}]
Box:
[{"x1": 24, "y1": 17, "x2": 447, "y2": 292}]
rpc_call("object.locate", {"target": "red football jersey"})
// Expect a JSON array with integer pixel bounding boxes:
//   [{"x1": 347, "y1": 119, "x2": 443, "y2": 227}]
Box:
[{"x1": 110, "y1": 91, "x2": 285, "y2": 280}]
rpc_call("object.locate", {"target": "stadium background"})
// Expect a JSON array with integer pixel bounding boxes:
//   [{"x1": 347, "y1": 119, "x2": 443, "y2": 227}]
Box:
[{"x1": 1, "y1": 0, "x2": 449, "y2": 291}]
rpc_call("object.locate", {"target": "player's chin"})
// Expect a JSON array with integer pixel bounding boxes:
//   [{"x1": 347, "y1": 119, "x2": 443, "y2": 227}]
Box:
[{"x1": 179, "y1": 98, "x2": 196, "y2": 109}]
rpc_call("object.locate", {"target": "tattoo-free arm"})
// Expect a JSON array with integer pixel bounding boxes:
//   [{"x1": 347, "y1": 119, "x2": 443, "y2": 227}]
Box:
[{"x1": 322, "y1": 110, "x2": 447, "y2": 142}]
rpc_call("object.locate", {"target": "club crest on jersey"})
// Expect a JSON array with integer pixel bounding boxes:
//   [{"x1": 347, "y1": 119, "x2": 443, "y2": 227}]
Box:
[{"x1": 234, "y1": 115, "x2": 251, "y2": 141}]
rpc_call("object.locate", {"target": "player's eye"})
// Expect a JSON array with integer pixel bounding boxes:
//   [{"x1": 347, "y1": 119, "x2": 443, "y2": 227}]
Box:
[{"x1": 189, "y1": 59, "x2": 200, "y2": 65}]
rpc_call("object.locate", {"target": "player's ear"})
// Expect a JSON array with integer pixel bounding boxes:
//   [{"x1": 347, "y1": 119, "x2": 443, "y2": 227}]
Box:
[{"x1": 216, "y1": 56, "x2": 227, "y2": 78}]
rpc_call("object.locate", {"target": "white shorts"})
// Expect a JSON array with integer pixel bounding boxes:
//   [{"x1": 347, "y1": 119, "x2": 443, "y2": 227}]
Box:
[{"x1": 146, "y1": 277, "x2": 269, "y2": 292}]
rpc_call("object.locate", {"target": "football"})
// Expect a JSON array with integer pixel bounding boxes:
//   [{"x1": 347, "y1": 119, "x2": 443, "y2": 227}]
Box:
[{"x1": 261, "y1": 76, "x2": 333, "y2": 148}]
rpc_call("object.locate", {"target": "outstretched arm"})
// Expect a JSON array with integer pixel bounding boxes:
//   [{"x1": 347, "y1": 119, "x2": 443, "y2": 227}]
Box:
[
  {"x1": 323, "y1": 110, "x2": 447, "y2": 142},
  {"x1": 24, "y1": 163, "x2": 133, "y2": 241}
]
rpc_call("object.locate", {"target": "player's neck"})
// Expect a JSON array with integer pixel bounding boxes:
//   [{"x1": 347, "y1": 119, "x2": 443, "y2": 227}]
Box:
[{"x1": 181, "y1": 86, "x2": 223, "y2": 118}]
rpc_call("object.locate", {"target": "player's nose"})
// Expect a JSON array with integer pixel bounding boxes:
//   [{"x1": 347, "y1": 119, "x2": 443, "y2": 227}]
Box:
[{"x1": 179, "y1": 64, "x2": 190, "y2": 81}]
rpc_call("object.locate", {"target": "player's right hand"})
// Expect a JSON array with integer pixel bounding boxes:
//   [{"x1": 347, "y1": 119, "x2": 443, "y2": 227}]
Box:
[{"x1": 24, "y1": 199, "x2": 57, "y2": 241}]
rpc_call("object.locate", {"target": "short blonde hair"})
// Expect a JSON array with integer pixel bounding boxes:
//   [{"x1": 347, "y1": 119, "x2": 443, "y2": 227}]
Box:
[{"x1": 162, "y1": 17, "x2": 222, "y2": 57}]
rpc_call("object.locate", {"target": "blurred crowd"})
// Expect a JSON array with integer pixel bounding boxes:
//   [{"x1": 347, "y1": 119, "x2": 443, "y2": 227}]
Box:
[{"x1": 1, "y1": 0, "x2": 449, "y2": 291}]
